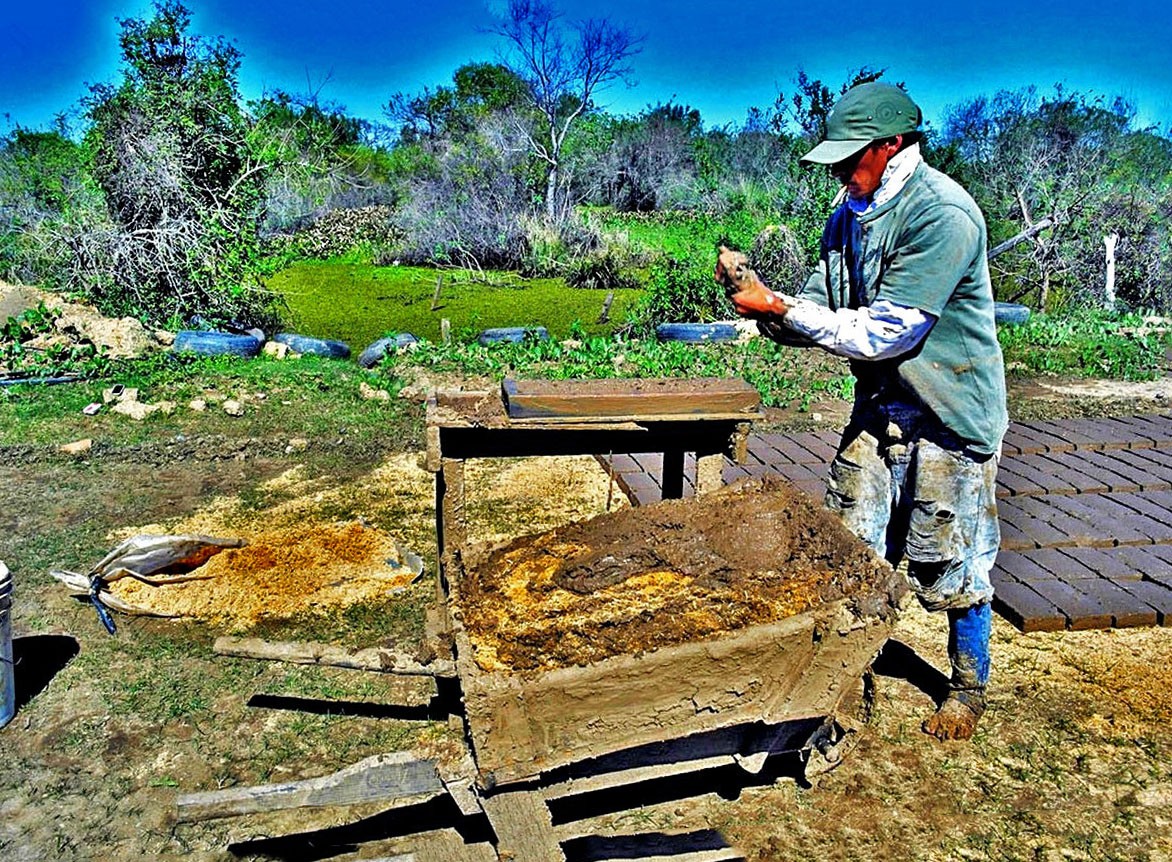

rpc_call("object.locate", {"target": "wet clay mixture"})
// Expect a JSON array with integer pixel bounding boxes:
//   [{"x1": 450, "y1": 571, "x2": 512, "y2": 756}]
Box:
[{"x1": 458, "y1": 476, "x2": 904, "y2": 673}]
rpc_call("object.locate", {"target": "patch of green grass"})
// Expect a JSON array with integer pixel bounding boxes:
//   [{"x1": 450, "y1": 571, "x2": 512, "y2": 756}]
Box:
[
  {"x1": 0, "y1": 351, "x2": 423, "y2": 453},
  {"x1": 592, "y1": 208, "x2": 764, "y2": 261},
  {"x1": 999, "y1": 309, "x2": 1171, "y2": 381},
  {"x1": 267, "y1": 260, "x2": 643, "y2": 349},
  {"x1": 247, "y1": 587, "x2": 431, "y2": 649}
]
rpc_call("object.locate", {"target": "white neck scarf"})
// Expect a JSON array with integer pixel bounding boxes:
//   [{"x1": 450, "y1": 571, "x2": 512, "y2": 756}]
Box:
[{"x1": 847, "y1": 142, "x2": 922, "y2": 215}]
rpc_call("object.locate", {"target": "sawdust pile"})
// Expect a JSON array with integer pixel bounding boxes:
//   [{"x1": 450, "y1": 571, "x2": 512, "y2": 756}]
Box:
[
  {"x1": 110, "y1": 521, "x2": 415, "y2": 629},
  {"x1": 104, "y1": 452, "x2": 623, "y2": 630},
  {"x1": 458, "y1": 476, "x2": 904, "y2": 673}
]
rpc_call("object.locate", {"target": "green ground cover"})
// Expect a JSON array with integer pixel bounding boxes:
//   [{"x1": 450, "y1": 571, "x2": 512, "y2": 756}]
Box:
[{"x1": 267, "y1": 260, "x2": 642, "y2": 350}]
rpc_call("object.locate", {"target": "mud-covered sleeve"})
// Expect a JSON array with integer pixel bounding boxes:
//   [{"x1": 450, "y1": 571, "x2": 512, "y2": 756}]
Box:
[{"x1": 878, "y1": 204, "x2": 981, "y2": 316}]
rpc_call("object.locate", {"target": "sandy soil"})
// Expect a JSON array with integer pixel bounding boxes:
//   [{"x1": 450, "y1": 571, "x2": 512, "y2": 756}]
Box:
[{"x1": 1, "y1": 365, "x2": 1171, "y2": 861}]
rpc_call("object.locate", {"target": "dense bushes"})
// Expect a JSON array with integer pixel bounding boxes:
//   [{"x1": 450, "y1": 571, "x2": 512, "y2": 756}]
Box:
[{"x1": 2, "y1": 6, "x2": 1169, "y2": 334}]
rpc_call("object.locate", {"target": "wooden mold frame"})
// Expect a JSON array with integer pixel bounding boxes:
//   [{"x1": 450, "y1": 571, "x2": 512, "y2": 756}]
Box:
[{"x1": 445, "y1": 554, "x2": 893, "y2": 789}]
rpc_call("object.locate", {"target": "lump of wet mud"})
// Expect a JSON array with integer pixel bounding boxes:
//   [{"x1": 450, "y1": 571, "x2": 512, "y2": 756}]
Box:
[{"x1": 457, "y1": 476, "x2": 905, "y2": 673}]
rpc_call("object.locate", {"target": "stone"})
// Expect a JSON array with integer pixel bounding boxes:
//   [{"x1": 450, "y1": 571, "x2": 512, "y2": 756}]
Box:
[
  {"x1": 59, "y1": 439, "x2": 93, "y2": 456},
  {"x1": 263, "y1": 341, "x2": 289, "y2": 360}
]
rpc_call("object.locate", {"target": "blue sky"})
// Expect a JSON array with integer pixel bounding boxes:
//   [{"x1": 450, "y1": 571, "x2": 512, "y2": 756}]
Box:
[{"x1": 4, "y1": 0, "x2": 1172, "y2": 136}]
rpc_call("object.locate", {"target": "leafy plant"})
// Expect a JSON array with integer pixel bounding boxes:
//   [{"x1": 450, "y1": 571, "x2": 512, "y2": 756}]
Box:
[{"x1": 998, "y1": 308, "x2": 1170, "y2": 380}]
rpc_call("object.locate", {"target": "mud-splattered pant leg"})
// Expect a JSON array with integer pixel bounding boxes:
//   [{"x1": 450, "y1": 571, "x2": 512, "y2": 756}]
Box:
[
  {"x1": 824, "y1": 426, "x2": 901, "y2": 561},
  {"x1": 904, "y1": 440, "x2": 999, "y2": 613}
]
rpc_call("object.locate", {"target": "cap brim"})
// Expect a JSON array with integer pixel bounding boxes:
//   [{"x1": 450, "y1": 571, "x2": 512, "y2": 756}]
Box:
[{"x1": 799, "y1": 138, "x2": 871, "y2": 165}]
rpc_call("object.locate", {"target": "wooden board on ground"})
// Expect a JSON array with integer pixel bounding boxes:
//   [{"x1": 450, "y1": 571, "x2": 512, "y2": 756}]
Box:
[
  {"x1": 176, "y1": 752, "x2": 444, "y2": 822},
  {"x1": 502, "y1": 377, "x2": 760, "y2": 421},
  {"x1": 214, "y1": 636, "x2": 457, "y2": 678},
  {"x1": 480, "y1": 789, "x2": 566, "y2": 861}
]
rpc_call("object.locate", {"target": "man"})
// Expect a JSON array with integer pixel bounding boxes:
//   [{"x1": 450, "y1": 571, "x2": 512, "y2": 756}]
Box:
[{"x1": 719, "y1": 81, "x2": 1008, "y2": 741}]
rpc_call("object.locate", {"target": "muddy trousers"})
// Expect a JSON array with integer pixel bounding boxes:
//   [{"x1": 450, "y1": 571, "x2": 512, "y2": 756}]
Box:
[{"x1": 825, "y1": 400, "x2": 999, "y2": 703}]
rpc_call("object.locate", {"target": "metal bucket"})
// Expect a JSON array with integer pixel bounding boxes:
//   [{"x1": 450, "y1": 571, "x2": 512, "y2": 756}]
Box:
[{"x1": 0, "y1": 562, "x2": 13, "y2": 729}]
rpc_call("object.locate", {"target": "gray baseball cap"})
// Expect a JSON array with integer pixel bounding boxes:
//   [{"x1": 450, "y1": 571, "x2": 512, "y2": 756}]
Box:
[{"x1": 800, "y1": 82, "x2": 922, "y2": 165}]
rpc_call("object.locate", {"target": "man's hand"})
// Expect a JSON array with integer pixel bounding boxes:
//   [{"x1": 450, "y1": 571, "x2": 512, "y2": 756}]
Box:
[
  {"x1": 714, "y1": 245, "x2": 789, "y2": 319},
  {"x1": 714, "y1": 245, "x2": 752, "y2": 296}
]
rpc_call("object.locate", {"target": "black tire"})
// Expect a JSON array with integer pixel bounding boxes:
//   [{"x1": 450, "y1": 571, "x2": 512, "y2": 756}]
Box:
[
  {"x1": 655, "y1": 322, "x2": 740, "y2": 343},
  {"x1": 357, "y1": 334, "x2": 418, "y2": 369},
  {"x1": 994, "y1": 302, "x2": 1031, "y2": 326},
  {"x1": 172, "y1": 330, "x2": 262, "y2": 358},
  {"x1": 273, "y1": 332, "x2": 352, "y2": 359},
  {"x1": 477, "y1": 326, "x2": 550, "y2": 346}
]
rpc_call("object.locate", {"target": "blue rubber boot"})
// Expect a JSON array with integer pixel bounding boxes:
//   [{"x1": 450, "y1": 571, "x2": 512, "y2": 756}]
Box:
[{"x1": 924, "y1": 602, "x2": 991, "y2": 741}]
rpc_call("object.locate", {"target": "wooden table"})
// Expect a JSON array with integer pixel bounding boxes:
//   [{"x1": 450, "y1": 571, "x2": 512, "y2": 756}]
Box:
[{"x1": 425, "y1": 378, "x2": 762, "y2": 567}]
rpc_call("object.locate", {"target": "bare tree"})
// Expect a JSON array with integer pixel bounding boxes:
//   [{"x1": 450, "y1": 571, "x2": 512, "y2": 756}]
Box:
[{"x1": 489, "y1": 0, "x2": 642, "y2": 221}]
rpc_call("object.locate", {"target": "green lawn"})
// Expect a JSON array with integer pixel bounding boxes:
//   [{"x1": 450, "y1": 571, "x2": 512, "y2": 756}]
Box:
[{"x1": 266, "y1": 261, "x2": 643, "y2": 350}]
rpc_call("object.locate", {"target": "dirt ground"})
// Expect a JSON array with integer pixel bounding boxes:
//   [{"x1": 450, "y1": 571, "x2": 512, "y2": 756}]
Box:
[{"x1": 1, "y1": 376, "x2": 1171, "y2": 861}]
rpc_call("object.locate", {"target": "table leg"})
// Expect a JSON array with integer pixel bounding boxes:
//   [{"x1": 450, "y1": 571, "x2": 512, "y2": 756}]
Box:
[{"x1": 662, "y1": 448, "x2": 685, "y2": 499}]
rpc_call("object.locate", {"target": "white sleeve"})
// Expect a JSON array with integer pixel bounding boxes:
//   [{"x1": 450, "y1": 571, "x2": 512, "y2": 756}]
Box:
[{"x1": 779, "y1": 296, "x2": 936, "y2": 360}]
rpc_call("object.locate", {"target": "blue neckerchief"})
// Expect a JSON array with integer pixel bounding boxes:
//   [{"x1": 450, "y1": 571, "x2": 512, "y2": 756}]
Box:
[
  {"x1": 823, "y1": 205, "x2": 869, "y2": 310},
  {"x1": 846, "y1": 208, "x2": 867, "y2": 309}
]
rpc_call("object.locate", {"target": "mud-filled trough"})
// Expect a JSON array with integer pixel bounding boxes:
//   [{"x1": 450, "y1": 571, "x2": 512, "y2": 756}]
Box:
[
  {"x1": 179, "y1": 382, "x2": 906, "y2": 859},
  {"x1": 448, "y1": 476, "x2": 905, "y2": 788}
]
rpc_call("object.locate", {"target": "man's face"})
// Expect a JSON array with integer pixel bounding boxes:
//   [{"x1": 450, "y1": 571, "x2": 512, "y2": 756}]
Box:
[{"x1": 831, "y1": 137, "x2": 900, "y2": 200}]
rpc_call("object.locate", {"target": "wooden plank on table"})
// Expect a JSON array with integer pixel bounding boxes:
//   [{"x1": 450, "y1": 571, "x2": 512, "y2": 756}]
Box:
[
  {"x1": 481, "y1": 789, "x2": 566, "y2": 862},
  {"x1": 411, "y1": 831, "x2": 498, "y2": 862},
  {"x1": 501, "y1": 378, "x2": 760, "y2": 420},
  {"x1": 544, "y1": 755, "x2": 737, "y2": 802},
  {"x1": 176, "y1": 753, "x2": 443, "y2": 822}
]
